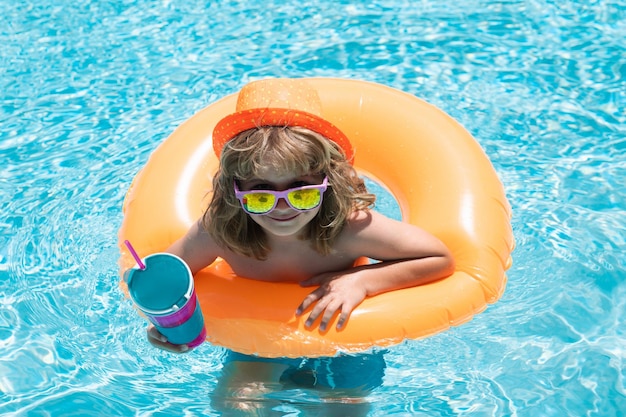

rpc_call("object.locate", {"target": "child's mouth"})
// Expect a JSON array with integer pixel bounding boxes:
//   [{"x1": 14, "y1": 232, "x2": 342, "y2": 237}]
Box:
[{"x1": 270, "y1": 214, "x2": 299, "y2": 222}]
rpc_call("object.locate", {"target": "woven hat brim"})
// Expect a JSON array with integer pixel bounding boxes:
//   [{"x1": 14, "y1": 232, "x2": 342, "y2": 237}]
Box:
[{"x1": 212, "y1": 108, "x2": 354, "y2": 163}]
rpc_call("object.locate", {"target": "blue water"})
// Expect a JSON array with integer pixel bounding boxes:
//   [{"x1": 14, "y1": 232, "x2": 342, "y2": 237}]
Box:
[{"x1": 1, "y1": 0, "x2": 625, "y2": 415}]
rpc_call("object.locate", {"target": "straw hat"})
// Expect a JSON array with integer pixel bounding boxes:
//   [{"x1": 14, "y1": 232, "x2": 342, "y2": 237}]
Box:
[{"x1": 212, "y1": 78, "x2": 354, "y2": 162}]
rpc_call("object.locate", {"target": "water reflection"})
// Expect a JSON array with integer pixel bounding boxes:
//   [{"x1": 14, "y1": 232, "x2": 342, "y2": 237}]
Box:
[{"x1": 211, "y1": 351, "x2": 386, "y2": 416}]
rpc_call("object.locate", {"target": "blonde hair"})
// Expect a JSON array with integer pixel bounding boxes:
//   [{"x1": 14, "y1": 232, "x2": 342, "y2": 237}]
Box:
[{"x1": 202, "y1": 126, "x2": 375, "y2": 259}]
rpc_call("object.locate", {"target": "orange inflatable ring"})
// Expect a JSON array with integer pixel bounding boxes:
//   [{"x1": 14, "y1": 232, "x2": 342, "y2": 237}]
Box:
[{"x1": 119, "y1": 78, "x2": 514, "y2": 358}]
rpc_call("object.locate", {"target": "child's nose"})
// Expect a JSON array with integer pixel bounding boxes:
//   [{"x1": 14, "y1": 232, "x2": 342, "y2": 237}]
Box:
[{"x1": 275, "y1": 197, "x2": 290, "y2": 209}]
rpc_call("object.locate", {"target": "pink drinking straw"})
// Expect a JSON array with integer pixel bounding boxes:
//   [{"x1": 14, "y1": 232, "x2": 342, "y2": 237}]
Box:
[{"x1": 124, "y1": 240, "x2": 146, "y2": 270}]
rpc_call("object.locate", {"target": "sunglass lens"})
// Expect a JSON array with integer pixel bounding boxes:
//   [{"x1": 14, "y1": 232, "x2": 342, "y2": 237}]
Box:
[
  {"x1": 243, "y1": 193, "x2": 275, "y2": 214},
  {"x1": 287, "y1": 189, "x2": 321, "y2": 210}
]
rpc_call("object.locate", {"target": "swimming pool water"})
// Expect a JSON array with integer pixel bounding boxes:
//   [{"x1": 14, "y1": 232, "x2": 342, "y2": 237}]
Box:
[{"x1": 1, "y1": 0, "x2": 624, "y2": 415}]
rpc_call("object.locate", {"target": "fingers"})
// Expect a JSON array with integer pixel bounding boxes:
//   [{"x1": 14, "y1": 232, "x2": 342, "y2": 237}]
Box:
[
  {"x1": 336, "y1": 309, "x2": 350, "y2": 330},
  {"x1": 147, "y1": 325, "x2": 167, "y2": 342},
  {"x1": 296, "y1": 273, "x2": 364, "y2": 331},
  {"x1": 315, "y1": 301, "x2": 353, "y2": 331},
  {"x1": 296, "y1": 290, "x2": 354, "y2": 332},
  {"x1": 146, "y1": 325, "x2": 189, "y2": 353},
  {"x1": 295, "y1": 287, "x2": 323, "y2": 316}
]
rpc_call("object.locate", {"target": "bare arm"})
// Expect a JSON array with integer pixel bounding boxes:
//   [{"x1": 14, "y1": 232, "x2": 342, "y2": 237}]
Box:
[
  {"x1": 297, "y1": 210, "x2": 455, "y2": 330},
  {"x1": 166, "y1": 220, "x2": 219, "y2": 274},
  {"x1": 347, "y1": 210, "x2": 454, "y2": 294},
  {"x1": 147, "y1": 219, "x2": 218, "y2": 352}
]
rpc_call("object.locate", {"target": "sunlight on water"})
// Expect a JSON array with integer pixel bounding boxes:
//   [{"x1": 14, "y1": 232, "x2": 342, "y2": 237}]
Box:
[{"x1": 1, "y1": 0, "x2": 624, "y2": 415}]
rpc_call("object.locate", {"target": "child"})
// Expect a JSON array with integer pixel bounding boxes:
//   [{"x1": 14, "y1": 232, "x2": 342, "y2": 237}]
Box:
[
  {"x1": 148, "y1": 77, "x2": 453, "y2": 346},
  {"x1": 147, "y1": 78, "x2": 454, "y2": 410}
]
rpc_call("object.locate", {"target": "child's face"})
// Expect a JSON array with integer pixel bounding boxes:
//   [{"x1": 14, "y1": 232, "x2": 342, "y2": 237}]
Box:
[{"x1": 236, "y1": 168, "x2": 325, "y2": 238}]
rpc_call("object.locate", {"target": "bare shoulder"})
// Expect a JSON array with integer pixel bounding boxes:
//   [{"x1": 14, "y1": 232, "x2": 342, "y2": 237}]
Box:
[
  {"x1": 166, "y1": 220, "x2": 221, "y2": 274},
  {"x1": 342, "y1": 209, "x2": 408, "y2": 236},
  {"x1": 338, "y1": 209, "x2": 449, "y2": 261}
]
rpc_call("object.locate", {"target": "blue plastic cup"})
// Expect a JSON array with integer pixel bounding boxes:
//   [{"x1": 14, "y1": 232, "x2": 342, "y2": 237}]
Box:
[{"x1": 126, "y1": 253, "x2": 206, "y2": 347}]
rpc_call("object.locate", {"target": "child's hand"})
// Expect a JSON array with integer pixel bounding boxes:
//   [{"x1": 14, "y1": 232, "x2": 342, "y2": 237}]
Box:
[
  {"x1": 295, "y1": 271, "x2": 367, "y2": 332},
  {"x1": 146, "y1": 325, "x2": 190, "y2": 354}
]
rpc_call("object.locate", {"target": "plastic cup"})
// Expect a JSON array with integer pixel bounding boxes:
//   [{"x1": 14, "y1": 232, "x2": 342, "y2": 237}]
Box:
[{"x1": 125, "y1": 253, "x2": 206, "y2": 348}]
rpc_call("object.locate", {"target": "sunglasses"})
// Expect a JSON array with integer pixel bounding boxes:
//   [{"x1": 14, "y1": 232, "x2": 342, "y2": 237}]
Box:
[{"x1": 234, "y1": 177, "x2": 328, "y2": 215}]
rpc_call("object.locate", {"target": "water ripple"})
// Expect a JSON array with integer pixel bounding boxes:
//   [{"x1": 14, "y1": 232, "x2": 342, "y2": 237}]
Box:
[{"x1": 1, "y1": 0, "x2": 625, "y2": 415}]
